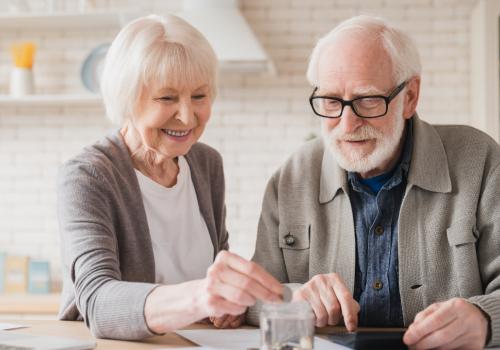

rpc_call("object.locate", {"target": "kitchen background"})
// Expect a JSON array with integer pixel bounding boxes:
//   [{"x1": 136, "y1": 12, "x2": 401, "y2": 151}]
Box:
[{"x1": 0, "y1": 0, "x2": 497, "y2": 305}]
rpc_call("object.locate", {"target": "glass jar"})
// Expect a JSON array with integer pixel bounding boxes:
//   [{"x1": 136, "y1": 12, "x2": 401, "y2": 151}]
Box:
[{"x1": 260, "y1": 301, "x2": 315, "y2": 350}]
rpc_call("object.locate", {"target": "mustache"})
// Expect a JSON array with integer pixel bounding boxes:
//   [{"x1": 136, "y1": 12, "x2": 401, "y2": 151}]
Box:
[{"x1": 328, "y1": 124, "x2": 384, "y2": 141}]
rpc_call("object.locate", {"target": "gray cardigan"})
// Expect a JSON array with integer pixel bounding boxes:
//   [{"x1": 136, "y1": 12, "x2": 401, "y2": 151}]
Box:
[
  {"x1": 57, "y1": 131, "x2": 228, "y2": 340},
  {"x1": 249, "y1": 116, "x2": 500, "y2": 346}
]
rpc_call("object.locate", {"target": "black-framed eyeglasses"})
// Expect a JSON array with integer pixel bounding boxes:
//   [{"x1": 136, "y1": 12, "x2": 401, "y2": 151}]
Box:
[{"x1": 309, "y1": 81, "x2": 407, "y2": 119}]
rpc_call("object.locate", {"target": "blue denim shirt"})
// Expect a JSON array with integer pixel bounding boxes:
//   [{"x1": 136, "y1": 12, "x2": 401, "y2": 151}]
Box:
[{"x1": 348, "y1": 119, "x2": 413, "y2": 327}]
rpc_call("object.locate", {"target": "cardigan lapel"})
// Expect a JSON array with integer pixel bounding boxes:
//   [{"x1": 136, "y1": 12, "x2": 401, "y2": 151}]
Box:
[
  {"x1": 185, "y1": 148, "x2": 219, "y2": 259},
  {"x1": 106, "y1": 131, "x2": 156, "y2": 283}
]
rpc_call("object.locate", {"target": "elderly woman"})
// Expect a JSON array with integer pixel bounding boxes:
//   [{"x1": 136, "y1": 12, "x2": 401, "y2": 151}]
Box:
[{"x1": 57, "y1": 14, "x2": 283, "y2": 340}]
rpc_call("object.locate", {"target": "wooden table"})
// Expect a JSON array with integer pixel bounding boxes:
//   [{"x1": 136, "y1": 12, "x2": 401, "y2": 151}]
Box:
[
  {"x1": 13, "y1": 320, "x2": 495, "y2": 349},
  {"x1": 2, "y1": 319, "x2": 412, "y2": 349},
  {"x1": 4, "y1": 319, "x2": 497, "y2": 349},
  {"x1": 4, "y1": 319, "x2": 199, "y2": 349}
]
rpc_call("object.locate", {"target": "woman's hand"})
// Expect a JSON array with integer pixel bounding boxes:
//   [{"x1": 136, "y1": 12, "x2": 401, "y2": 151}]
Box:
[
  {"x1": 195, "y1": 251, "x2": 283, "y2": 318},
  {"x1": 144, "y1": 251, "x2": 282, "y2": 334},
  {"x1": 210, "y1": 314, "x2": 246, "y2": 328}
]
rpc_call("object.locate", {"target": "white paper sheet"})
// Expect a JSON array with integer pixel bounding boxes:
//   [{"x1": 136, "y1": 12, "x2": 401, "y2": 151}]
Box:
[
  {"x1": 0, "y1": 323, "x2": 28, "y2": 330},
  {"x1": 176, "y1": 328, "x2": 349, "y2": 349}
]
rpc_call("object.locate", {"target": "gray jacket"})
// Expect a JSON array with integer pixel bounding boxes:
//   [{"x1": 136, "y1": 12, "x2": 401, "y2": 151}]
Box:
[
  {"x1": 57, "y1": 131, "x2": 228, "y2": 340},
  {"x1": 250, "y1": 116, "x2": 500, "y2": 346}
]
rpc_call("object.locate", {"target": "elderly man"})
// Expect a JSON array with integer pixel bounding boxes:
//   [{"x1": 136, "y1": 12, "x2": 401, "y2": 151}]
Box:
[{"x1": 249, "y1": 15, "x2": 500, "y2": 349}]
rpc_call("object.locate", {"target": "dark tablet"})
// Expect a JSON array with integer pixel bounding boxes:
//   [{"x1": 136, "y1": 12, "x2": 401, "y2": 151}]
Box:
[{"x1": 328, "y1": 331, "x2": 408, "y2": 350}]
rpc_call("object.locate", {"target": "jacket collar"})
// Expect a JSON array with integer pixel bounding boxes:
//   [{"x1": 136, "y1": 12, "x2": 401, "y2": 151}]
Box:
[
  {"x1": 319, "y1": 114, "x2": 451, "y2": 204},
  {"x1": 407, "y1": 114, "x2": 452, "y2": 193},
  {"x1": 319, "y1": 143, "x2": 349, "y2": 204}
]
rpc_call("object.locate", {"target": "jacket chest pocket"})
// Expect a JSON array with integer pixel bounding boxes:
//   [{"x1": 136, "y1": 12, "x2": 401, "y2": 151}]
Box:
[
  {"x1": 446, "y1": 218, "x2": 482, "y2": 296},
  {"x1": 279, "y1": 224, "x2": 310, "y2": 282},
  {"x1": 279, "y1": 224, "x2": 310, "y2": 250}
]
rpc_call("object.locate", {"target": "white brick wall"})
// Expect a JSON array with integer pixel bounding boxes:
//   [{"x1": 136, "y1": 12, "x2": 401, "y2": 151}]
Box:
[{"x1": 0, "y1": 0, "x2": 478, "y2": 286}]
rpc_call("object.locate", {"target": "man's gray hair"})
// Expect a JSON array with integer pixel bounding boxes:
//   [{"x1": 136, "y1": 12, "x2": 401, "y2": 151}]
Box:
[
  {"x1": 100, "y1": 14, "x2": 218, "y2": 125},
  {"x1": 306, "y1": 15, "x2": 421, "y2": 86}
]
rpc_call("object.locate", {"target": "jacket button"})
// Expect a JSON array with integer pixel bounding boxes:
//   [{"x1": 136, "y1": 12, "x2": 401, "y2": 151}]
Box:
[
  {"x1": 373, "y1": 281, "x2": 383, "y2": 290},
  {"x1": 375, "y1": 226, "x2": 384, "y2": 235},
  {"x1": 284, "y1": 234, "x2": 295, "y2": 246}
]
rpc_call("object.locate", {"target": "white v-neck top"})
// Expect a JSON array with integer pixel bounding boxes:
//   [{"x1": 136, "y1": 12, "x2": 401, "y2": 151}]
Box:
[{"x1": 135, "y1": 156, "x2": 213, "y2": 285}]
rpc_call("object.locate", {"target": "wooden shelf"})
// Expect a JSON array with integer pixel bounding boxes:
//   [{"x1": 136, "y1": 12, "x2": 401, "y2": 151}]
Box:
[
  {"x1": 0, "y1": 293, "x2": 60, "y2": 314},
  {"x1": 0, "y1": 94, "x2": 103, "y2": 107},
  {"x1": 0, "y1": 12, "x2": 132, "y2": 30}
]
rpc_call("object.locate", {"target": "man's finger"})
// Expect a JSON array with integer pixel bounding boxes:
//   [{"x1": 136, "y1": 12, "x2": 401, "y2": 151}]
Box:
[
  {"x1": 404, "y1": 302, "x2": 457, "y2": 345},
  {"x1": 302, "y1": 287, "x2": 329, "y2": 327},
  {"x1": 413, "y1": 302, "x2": 440, "y2": 324},
  {"x1": 408, "y1": 317, "x2": 463, "y2": 349},
  {"x1": 329, "y1": 275, "x2": 359, "y2": 331},
  {"x1": 435, "y1": 333, "x2": 468, "y2": 350},
  {"x1": 317, "y1": 281, "x2": 342, "y2": 326}
]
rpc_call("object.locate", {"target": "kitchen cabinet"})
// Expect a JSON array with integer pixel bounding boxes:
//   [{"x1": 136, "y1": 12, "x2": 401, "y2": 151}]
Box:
[{"x1": 470, "y1": 0, "x2": 500, "y2": 142}]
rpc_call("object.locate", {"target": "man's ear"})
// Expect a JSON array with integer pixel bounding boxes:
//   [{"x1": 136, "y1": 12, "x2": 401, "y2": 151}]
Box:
[{"x1": 403, "y1": 76, "x2": 420, "y2": 119}]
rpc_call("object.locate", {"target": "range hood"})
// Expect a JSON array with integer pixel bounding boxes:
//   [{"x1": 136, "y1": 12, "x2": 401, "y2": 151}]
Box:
[{"x1": 177, "y1": 0, "x2": 274, "y2": 73}]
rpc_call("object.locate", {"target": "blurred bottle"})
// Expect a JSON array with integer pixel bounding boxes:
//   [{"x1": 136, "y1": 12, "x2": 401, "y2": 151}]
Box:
[{"x1": 10, "y1": 41, "x2": 36, "y2": 96}]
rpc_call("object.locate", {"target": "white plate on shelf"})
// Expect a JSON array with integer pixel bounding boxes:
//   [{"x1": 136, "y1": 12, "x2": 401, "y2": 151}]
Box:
[{"x1": 81, "y1": 43, "x2": 110, "y2": 93}]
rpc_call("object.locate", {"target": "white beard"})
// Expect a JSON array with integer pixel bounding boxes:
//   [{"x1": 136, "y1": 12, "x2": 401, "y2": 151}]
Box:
[{"x1": 322, "y1": 103, "x2": 406, "y2": 175}]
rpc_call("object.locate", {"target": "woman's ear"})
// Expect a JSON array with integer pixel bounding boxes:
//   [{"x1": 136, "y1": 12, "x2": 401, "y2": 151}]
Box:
[{"x1": 403, "y1": 76, "x2": 420, "y2": 119}]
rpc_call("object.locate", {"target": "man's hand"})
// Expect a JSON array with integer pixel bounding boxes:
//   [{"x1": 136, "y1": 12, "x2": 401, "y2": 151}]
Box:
[
  {"x1": 403, "y1": 298, "x2": 489, "y2": 349},
  {"x1": 210, "y1": 314, "x2": 245, "y2": 328},
  {"x1": 292, "y1": 273, "x2": 360, "y2": 331}
]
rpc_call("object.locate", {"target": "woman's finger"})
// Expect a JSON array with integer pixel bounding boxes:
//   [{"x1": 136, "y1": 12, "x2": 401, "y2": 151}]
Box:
[
  {"x1": 229, "y1": 315, "x2": 245, "y2": 328},
  {"x1": 204, "y1": 295, "x2": 247, "y2": 317},
  {"x1": 215, "y1": 262, "x2": 281, "y2": 303},
  {"x1": 212, "y1": 314, "x2": 230, "y2": 328},
  {"x1": 215, "y1": 251, "x2": 283, "y2": 296},
  {"x1": 208, "y1": 278, "x2": 256, "y2": 306}
]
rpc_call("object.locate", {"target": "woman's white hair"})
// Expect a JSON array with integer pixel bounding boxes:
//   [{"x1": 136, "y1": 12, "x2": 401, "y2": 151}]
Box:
[
  {"x1": 306, "y1": 15, "x2": 421, "y2": 86},
  {"x1": 100, "y1": 14, "x2": 218, "y2": 125}
]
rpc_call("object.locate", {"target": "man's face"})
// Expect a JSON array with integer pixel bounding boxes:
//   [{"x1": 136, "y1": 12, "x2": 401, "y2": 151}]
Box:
[{"x1": 318, "y1": 34, "x2": 414, "y2": 178}]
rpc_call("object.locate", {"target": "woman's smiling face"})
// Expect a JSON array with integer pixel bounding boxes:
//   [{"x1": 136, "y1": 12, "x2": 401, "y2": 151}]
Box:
[{"x1": 132, "y1": 83, "x2": 212, "y2": 159}]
